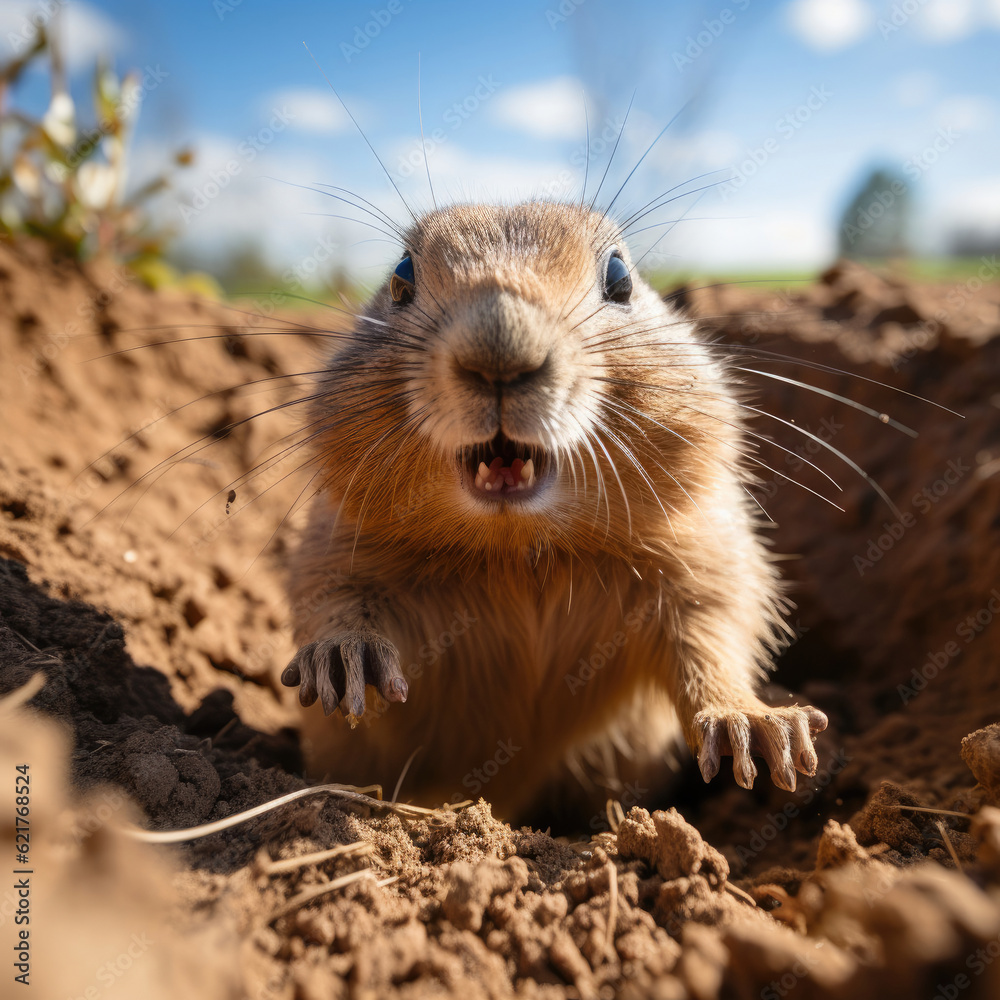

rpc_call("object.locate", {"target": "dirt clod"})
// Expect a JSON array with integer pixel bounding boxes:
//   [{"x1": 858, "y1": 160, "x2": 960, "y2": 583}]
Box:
[
  {"x1": 617, "y1": 807, "x2": 729, "y2": 885},
  {"x1": 962, "y1": 723, "x2": 1000, "y2": 804}
]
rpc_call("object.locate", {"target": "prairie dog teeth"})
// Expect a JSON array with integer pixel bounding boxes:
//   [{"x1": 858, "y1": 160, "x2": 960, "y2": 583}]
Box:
[{"x1": 471, "y1": 453, "x2": 537, "y2": 493}]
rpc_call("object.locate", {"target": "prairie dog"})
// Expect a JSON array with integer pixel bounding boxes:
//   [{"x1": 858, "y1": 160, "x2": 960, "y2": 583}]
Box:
[{"x1": 280, "y1": 200, "x2": 827, "y2": 820}]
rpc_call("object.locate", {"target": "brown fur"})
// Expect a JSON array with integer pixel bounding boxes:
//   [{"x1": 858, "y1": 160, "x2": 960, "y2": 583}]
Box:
[{"x1": 284, "y1": 201, "x2": 826, "y2": 821}]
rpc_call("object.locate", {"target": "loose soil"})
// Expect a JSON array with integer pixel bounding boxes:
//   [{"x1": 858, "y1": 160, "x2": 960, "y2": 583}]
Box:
[{"x1": 1, "y1": 239, "x2": 999, "y2": 1000}]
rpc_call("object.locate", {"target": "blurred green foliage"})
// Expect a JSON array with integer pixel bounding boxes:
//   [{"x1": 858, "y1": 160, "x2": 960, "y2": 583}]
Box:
[
  {"x1": 169, "y1": 242, "x2": 358, "y2": 303},
  {"x1": 0, "y1": 23, "x2": 202, "y2": 288}
]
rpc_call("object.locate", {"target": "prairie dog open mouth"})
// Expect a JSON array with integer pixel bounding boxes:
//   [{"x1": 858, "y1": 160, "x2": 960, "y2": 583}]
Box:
[{"x1": 460, "y1": 431, "x2": 547, "y2": 499}]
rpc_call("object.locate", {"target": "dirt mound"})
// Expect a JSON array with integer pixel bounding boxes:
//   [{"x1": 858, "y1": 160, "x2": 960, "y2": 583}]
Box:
[{"x1": 1, "y1": 240, "x2": 999, "y2": 998}]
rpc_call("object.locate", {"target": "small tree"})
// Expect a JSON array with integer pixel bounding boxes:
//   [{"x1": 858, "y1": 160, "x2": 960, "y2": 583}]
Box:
[{"x1": 837, "y1": 167, "x2": 911, "y2": 259}]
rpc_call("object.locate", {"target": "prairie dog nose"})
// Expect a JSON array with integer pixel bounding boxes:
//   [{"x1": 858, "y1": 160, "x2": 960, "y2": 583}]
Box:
[
  {"x1": 446, "y1": 290, "x2": 552, "y2": 390},
  {"x1": 454, "y1": 352, "x2": 550, "y2": 389}
]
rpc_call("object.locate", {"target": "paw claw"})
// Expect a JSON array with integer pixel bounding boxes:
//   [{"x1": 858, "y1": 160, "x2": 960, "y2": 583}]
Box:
[
  {"x1": 694, "y1": 701, "x2": 826, "y2": 792},
  {"x1": 314, "y1": 646, "x2": 344, "y2": 717},
  {"x1": 298, "y1": 676, "x2": 318, "y2": 709},
  {"x1": 281, "y1": 631, "x2": 402, "y2": 721},
  {"x1": 733, "y1": 754, "x2": 758, "y2": 790},
  {"x1": 698, "y1": 719, "x2": 722, "y2": 782},
  {"x1": 805, "y1": 707, "x2": 829, "y2": 734},
  {"x1": 775, "y1": 761, "x2": 797, "y2": 793},
  {"x1": 388, "y1": 676, "x2": 409, "y2": 703}
]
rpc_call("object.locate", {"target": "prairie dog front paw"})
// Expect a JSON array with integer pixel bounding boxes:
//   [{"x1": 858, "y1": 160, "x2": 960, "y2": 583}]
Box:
[
  {"x1": 694, "y1": 702, "x2": 828, "y2": 792},
  {"x1": 281, "y1": 630, "x2": 407, "y2": 721}
]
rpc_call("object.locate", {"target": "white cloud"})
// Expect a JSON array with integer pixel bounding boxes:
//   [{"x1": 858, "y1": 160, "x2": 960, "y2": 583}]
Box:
[
  {"x1": 650, "y1": 130, "x2": 743, "y2": 173},
  {"x1": 263, "y1": 89, "x2": 353, "y2": 134},
  {"x1": 785, "y1": 0, "x2": 874, "y2": 51},
  {"x1": 146, "y1": 131, "x2": 631, "y2": 282},
  {"x1": 614, "y1": 110, "x2": 740, "y2": 172},
  {"x1": 783, "y1": 0, "x2": 1000, "y2": 47},
  {"x1": 132, "y1": 131, "x2": 372, "y2": 274},
  {"x1": 490, "y1": 76, "x2": 588, "y2": 140},
  {"x1": 907, "y1": 0, "x2": 1000, "y2": 42},
  {"x1": 932, "y1": 176, "x2": 1000, "y2": 244},
  {"x1": 137, "y1": 133, "x2": 588, "y2": 281},
  {"x1": 135, "y1": 124, "x2": 839, "y2": 280},
  {"x1": 655, "y1": 206, "x2": 835, "y2": 270},
  {"x1": 891, "y1": 71, "x2": 939, "y2": 108},
  {"x1": 913, "y1": 0, "x2": 977, "y2": 41},
  {"x1": 393, "y1": 141, "x2": 576, "y2": 206},
  {"x1": 932, "y1": 94, "x2": 996, "y2": 132},
  {"x1": 0, "y1": 1, "x2": 126, "y2": 72}
]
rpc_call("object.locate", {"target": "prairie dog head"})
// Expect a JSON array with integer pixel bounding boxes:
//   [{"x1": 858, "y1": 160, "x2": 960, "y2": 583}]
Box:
[{"x1": 312, "y1": 201, "x2": 742, "y2": 560}]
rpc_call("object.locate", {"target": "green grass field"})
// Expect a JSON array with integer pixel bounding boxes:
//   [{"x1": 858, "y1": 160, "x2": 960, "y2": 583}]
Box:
[{"x1": 647, "y1": 256, "x2": 998, "y2": 294}]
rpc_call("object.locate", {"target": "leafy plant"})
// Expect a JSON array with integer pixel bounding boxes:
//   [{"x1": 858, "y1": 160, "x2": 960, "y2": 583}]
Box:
[{"x1": 0, "y1": 23, "x2": 191, "y2": 265}]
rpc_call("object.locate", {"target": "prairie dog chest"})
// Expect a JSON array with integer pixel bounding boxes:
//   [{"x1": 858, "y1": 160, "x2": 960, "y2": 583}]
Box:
[{"x1": 380, "y1": 560, "x2": 665, "y2": 709}]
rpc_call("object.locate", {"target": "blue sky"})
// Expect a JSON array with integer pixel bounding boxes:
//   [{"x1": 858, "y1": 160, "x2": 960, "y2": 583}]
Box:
[{"x1": 4, "y1": 0, "x2": 999, "y2": 283}]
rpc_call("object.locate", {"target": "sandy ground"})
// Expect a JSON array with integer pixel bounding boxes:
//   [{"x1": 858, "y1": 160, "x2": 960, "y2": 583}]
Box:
[{"x1": 1, "y1": 238, "x2": 999, "y2": 999}]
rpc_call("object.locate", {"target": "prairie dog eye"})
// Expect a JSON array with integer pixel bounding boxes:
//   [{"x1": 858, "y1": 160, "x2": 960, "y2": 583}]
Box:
[
  {"x1": 603, "y1": 252, "x2": 632, "y2": 304},
  {"x1": 390, "y1": 256, "x2": 415, "y2": 305}
]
